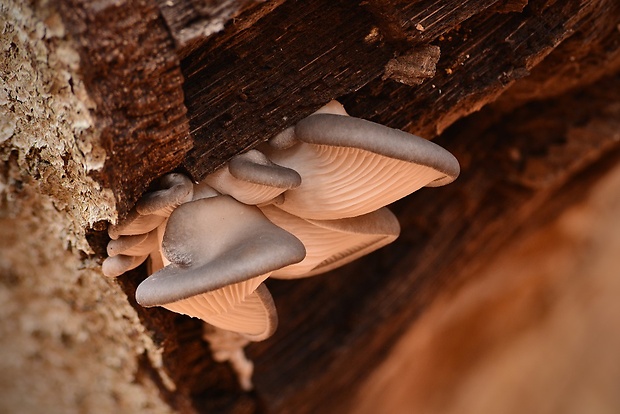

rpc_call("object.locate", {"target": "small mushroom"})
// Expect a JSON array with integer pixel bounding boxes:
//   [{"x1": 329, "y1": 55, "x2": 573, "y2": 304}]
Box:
[
  {"x1": 106, "y1": 231, "x2": 158, "y2": 257},
  {"x1": 265, "y1": 106, "x2": 460, "y2": 220},
  {"x1": 135, "y1": 195, "x2": 305, "y2": 338},
  {"x1": 203, "y1": 150, "x2": 301, "y2": 205},
  {"x1": 102, "y1": 253, "x2": 149, "y2": 278},
  {"x1": 260, "y1": 205, "x2": 400, "y2": 279},
  {"x1": 107, "y1": 208, "x2": 165, "y2": 240},
  {"x1": 136, "y1": 173, "x2": 194, "y2": 217}
]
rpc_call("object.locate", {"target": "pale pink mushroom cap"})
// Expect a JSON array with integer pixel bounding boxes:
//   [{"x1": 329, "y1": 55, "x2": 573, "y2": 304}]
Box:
[{"x1": 260, "y1": 205, "x2": 400, "y2": 279}]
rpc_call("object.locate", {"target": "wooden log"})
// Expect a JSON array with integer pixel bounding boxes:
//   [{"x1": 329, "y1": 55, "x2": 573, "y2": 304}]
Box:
[
  {"x1": 249, "y1": 73, "x2": 620, "y2": 413},
  {"x1": 53, "y1": 0, "x2": 620, "y2": 412}
]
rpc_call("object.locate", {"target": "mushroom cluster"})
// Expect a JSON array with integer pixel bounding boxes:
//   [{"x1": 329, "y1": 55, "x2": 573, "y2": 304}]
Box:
[{"x1": 102, "y1": 101, "x2": 460, "y2": 343}]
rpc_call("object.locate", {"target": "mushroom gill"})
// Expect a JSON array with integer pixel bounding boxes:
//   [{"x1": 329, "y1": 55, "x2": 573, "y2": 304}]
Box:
[
  {"x1": 260, "y1": 205, "x2": 400, "y2": 279},
  {"x1": 265, "y1": 112, "x2": 460, "y2": 220}
]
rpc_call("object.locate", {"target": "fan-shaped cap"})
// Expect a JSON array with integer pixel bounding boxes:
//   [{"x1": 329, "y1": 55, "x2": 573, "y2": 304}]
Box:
[
  {"x1": 136, "y1": 173, "x2": 194, "y2": 217},
  {"x1": 266, "y1": 113, "x2": 460, "y2": 220},
  {"x1": 135, "y1": 195, "x2": 306, "y2": 307},
  {"x1": 203, "y1": 150, "x2": 301, "y2": 205},
  {"x1": 260, "y1": 205, "x2": 400, "y2": 279}
]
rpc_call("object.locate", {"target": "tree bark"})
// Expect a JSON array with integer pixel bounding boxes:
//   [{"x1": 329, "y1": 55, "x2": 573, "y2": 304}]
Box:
[{"x1": 1, "y1": 0, "x2": 619, "y2": 412}]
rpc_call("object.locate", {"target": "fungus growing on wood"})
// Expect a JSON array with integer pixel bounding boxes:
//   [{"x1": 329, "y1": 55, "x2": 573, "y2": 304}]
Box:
[
  {"x1": 264, "y1": 103, "x2": 460, "y2": 219},
  {"x1": 103, "y1": 173, "x2": 195, "y2": 277},
  {"x1": 101, "y1": 99, "x2": 461, "y2": 388},
  {"x1": 260, "y1": 205, "x2": 400, "y2": 279},
  {"x1": 203, "y1": 149, "x2": 301, "y2": 205},
  {"x1": 135, "y1": 196, "x2": 306, "y2": 338},
  {"x1": 135, "y1": 173, "x2": 194, "y2": 216}
]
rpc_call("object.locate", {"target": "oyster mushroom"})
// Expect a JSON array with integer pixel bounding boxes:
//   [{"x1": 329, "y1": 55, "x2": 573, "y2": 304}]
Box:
[
  {"x1": 103, "y1": 232, "x2": 160, "y2": 277},
  {"x1": 135, "y1": 195, "x2": 306, "y2": 339},
  {"x1": 260, "y1": 205, "x2": 400, "y2": 279},
  {"x1": 106, "y1": 232, "x2": 158, "y2": 257},
  {"x1": 104, "y1": 173, "x2": 196, "y2": 276},
  {"x1": 107, "y1": 208, "x2": 165, "y2": 240},
  {"x1": 102, "y1": 254, "x2": 150, "y2": 278},
  {"x1": 136, "y1": 173, "x2": 194, "y2": 217},
  {"x1": 203, "y1": 149, "x2": 301, "y2": 206},
  {"x1": 265, "y1": 106, "x2": 460, "y2": 220}
]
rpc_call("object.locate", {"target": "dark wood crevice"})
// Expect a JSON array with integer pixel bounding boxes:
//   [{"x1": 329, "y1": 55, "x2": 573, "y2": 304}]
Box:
[
  {"x1": 57, "y1": 0, "x2": 620, "y2": 412},
  {"x1": 248, "y1": 73, "x2": 620, "y2": 413}
]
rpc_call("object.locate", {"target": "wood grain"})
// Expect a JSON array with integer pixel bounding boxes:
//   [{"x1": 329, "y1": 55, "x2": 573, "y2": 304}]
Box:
[
  {"x1": 59, "y1": 0, "x2": 192, "y2": 217},
  {"x1": 58, "y1": 0, "x2": 620, "y2": 412}
]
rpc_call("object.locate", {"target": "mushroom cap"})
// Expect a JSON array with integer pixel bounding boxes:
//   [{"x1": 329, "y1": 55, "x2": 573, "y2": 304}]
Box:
[
  {"x1": 107, "y1": 231, "x2": 158, "y2": 257},
  {"x1": 191, "y1": 181, "x2": 220, "y2": 200},
  {"x1": 107, "y1": 209, "x2": 165, "y2": 240},
  {"x1": 266, "y1": 114, "x2": 460, "y2": 220},
  {"x1": 164, "y1": 283, "x2": 278, "y2": 341},
  {"x1": 203, "y1": 150, "x2": 301, "y2": 205},
  {"x1": 266, "y1": 100, "x2": 348, "y2": 151},
  {"x1": 135, "y1": 195, "x2": 306, "y2": 307},
  {"x1": 102, "y1": 254, "x2": 149, "y2": 278},
  {"x1": 229, "y1": 150, "x2": 301, "y2": 189},
  {"x1": 136, "y1": 173, "x2": 194, "y2": 217},
  {"x1": 297, "y1": 114, "x2": 460, "y2": 181},
  {"x1": 261, "y1": 205, "x2": 400, "y2": 279}
]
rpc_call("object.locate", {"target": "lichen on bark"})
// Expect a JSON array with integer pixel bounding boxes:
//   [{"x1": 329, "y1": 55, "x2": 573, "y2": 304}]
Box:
[
  {"x1": 1, "y1": 0, "x2": 115, "y2": 252},
  {"x1": 0, "y1": 1, "x2": 172, "y2": 412}
]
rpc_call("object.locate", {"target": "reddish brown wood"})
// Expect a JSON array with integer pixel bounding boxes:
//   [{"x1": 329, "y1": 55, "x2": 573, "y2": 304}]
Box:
[
  {"x1": 155, "y1": 0, "x2": 267, "y2": 58},
  {"x1": 58, "y1": 0, "x2": 620, "y2": 412},
  {"x1": 59, "y1": 0, "x2": 192, "y2": 216},
  {"x1": 179, "y1": 0, "x2": 396, "y2": 180},
  {"x1": 250, "y1": 73, "x2": 620, "y2": 414}
]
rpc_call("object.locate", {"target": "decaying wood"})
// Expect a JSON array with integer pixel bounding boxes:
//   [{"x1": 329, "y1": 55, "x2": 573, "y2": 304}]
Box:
[
  {"x1": 52, "y1": 0, "x2": 620, "y2": 412},
  {"x1": 248, "y1": 73, "x2": 620, "y2": 414},
  {"x1": 155, "y1": 0, "x2": 268, "y2": 58},
  {"x1": 58, "y1": 0, "x2": 192, "y2": 216}
]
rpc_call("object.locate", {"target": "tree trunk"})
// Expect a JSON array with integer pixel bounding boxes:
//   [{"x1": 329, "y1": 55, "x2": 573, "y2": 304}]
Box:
[{"x1": 1, "y1": 0, "x2": 619, "y2": 412}]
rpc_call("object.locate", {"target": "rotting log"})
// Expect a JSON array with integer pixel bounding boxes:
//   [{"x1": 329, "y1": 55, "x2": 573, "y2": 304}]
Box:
[{"x1": 53, "y1": 0, "x2": 620, "y2": 413}]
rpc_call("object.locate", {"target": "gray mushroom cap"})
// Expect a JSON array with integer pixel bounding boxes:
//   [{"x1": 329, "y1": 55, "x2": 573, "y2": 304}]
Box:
[
  {"x1": 295, "y1": 114, "x2": 460, "y2": 186},
  {"x1": 106, "y1": 231, "x2": 158, "y2": 257},
  {"x1": 136, "y1": 173, "x2": 194, "y2": 217},
  {"x1": 107, "y1": 208, "x2": 165, "y2": 240},
  {"x1": 135, "y1": 195, "x2": 306, "y2": 307},
  {"x1": 228, "y1": 149, "x2": 301, "y2": 189},
  {"x1": 102, "y1": 254, "x2": 149, "y2": 278},
  {"x1": 203, "y1": 150, "x2": 301, "y2": 206},
  {"x1": 266, "y1": 112, "x2": 461, "y2": 220}
]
